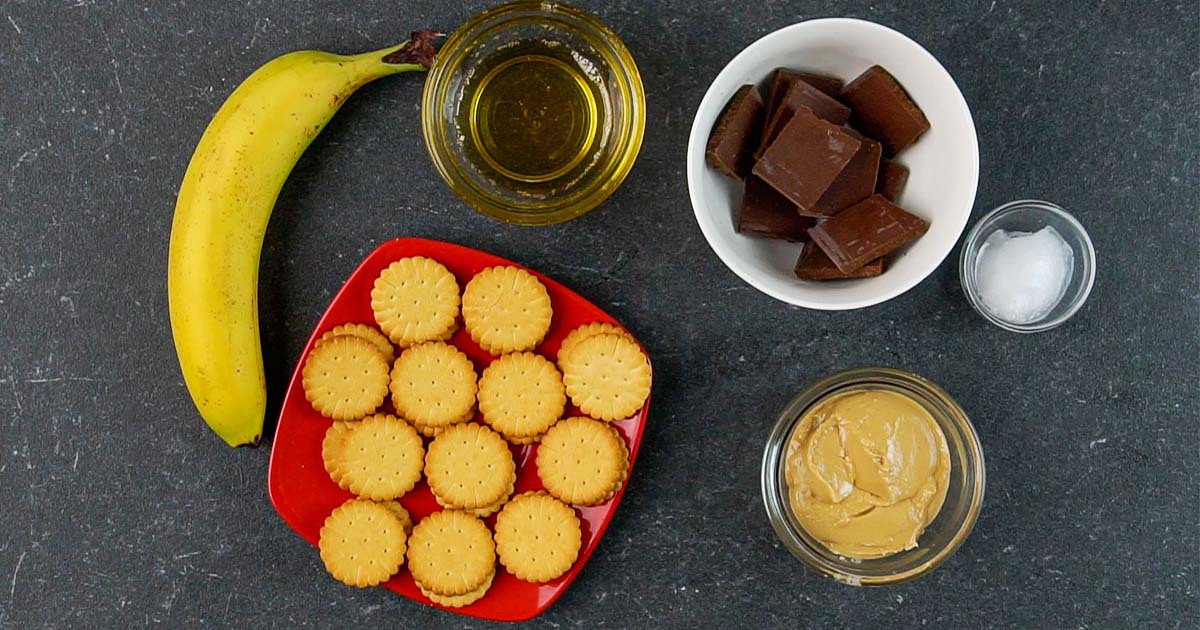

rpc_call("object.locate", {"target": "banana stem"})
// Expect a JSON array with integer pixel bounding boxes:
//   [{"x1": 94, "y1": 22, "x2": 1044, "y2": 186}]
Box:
[{"x1": 380, "y1": 29, "x2": 439, "y2": 70}]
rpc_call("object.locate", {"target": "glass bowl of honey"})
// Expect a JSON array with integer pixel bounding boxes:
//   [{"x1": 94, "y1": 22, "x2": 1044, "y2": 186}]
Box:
[{"x1": 422, "y1": 1, "x2": 646, "y2": 225}]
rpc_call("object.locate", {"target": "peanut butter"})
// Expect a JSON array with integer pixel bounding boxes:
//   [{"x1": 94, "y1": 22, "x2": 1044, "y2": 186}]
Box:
[{"x1": 784, "y1": 389, "x2": 950, "y2": 559}]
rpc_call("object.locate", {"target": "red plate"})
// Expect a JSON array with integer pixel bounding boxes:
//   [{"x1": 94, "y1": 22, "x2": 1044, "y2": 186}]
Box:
[{"x1": 267, "y1": 238, "x2": 651, "y2": 622}]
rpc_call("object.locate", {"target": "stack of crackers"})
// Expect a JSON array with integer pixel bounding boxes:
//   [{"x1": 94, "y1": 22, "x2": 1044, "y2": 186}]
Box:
[{"x1": 300, "y1": 256, "x2": 651, "y2": 608}]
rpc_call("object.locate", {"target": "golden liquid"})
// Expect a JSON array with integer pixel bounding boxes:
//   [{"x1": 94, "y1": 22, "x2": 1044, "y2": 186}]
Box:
[{"x1": 461, "y1": 42, "x2": 601, "y2": 184}]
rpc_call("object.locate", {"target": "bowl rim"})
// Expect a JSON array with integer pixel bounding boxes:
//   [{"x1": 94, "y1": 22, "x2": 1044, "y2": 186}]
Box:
[
  {"x1": 686, "y1": 17, "x2": 980, "y2": 310},
  {"x1": 421, "y1": 0, "x2": 646, "y2": 225},
  {"x1": 959, "y1": 199, "x2": 1097, "y2": 333},
  {"x1": 759, "y1": 367, "x2": 986, "y2": 586}
]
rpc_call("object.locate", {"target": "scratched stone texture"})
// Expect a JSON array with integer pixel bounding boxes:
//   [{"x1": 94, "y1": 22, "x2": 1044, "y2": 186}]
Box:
[{"x1": 0, "y1": 1, "x2": 1196, "y2": 628}]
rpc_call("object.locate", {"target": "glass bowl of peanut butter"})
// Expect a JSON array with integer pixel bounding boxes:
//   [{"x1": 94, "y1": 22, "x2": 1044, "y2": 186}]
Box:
[{"x1": 761, "y1": 367, "x2": 985, "y2": 586}]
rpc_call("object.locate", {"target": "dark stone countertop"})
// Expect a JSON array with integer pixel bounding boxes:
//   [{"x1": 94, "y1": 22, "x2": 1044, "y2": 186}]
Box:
[{"x1": 0, "y1": 1, "x2": 1196, "y2": 628}]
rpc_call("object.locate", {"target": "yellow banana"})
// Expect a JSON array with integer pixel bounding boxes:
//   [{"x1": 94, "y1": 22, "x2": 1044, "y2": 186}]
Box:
[{"x1": 168, "y1": 31, "x2": 437, "y2": 447}]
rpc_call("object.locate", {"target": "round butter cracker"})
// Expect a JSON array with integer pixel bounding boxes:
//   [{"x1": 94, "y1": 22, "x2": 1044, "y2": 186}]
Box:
[
  {"x1": 302, "y1": 335, "x2": 390, "y2": 421},
  {"x1": 390, "y1": 341, "x2": 478, "y2": 430},
  {"x1": 332, "y1": 414, "x2": 424, "y2": 501},
  {"x1": 371, "y1": 257, "x2": 460, "y2": 347},
  {"x1": 407, "y1": 510, "x2": 496, "y2": 597},
  {"x1": 462, "y1": 266, "x2": 552, "y2": 355},
  {"x1": 318, "y1": 499, "x2": 407, "y2": 588},
  {"x1": 424, "y1": 423, "x2": 516, "y2": 510},
  {"x1": 536, "y1": 416, "x2": 630, "y2": 506},
  {"x1": 478, "y1": 352, "x2": 566, "y2": 441},
  {"x1": 494, "y1": 492, "x2": 582, "y2": 583},
  {"x1": 559, "y1": 333, "x2": 651, "y2": 421}
]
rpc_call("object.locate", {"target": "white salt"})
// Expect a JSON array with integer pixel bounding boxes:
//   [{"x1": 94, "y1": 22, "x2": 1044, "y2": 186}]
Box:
[{"x1": 974, "y1": 226, "x2": 1073, "y2": 324}]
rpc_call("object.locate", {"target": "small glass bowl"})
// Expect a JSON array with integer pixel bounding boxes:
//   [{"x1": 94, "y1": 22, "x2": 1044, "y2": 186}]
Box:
[
  {"x1": 959, "y1": 200, "x2": 1096, "y2": 333},
  {"x1": 421, "y1": 1, "x2": 646, "y2": 225},
  {"x1": 761, "y1": 368, "x2": 985, "y2": 586}
]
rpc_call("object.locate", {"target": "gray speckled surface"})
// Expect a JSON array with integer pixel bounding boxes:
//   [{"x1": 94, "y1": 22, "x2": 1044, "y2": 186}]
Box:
[{"x1": 1, "y1": 1, "x2": 1197, "y2": 628}]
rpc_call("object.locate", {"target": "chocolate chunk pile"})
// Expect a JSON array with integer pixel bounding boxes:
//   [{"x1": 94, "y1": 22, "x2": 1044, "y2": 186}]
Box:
[{"x1": 705, "y1": 65, "x2": 930, "y2": 281}]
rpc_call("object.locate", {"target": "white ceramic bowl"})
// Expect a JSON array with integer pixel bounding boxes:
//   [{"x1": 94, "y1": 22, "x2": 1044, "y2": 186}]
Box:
[{"x1": 686, "y1": 18, "x2": 979, "y2": 310}]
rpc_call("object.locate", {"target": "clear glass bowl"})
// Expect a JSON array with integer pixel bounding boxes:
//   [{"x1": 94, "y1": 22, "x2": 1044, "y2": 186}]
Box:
[
  {"x1": 761, "y1": 368, "x2": 985, "y2": 586},
  {"x1": 421, "y1": 1, "x2": 645, "y2": 225},
  {"x1": 959, "y1": 200, "x2": 1096, "y2": 333}
]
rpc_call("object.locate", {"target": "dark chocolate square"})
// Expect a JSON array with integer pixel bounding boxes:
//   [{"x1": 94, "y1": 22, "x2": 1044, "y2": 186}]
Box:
[
  {"x1": 801, "y1": 129, "x2": 882, "y2": 217},
  {"x1": 807, "y1": 194, "x2": 929, "y2": 273},
  {"x1": 795, "y1": 241, "x2": 885, "y2": 280},
  {"x1": 841, "y1": 66, "x2": 930, "y2": 156},
  {"x1": 737, "y1": 176, "x2": 814, "y2": 242},
  {"x1": 752, "y1": 108, "x2": 861, "y2": 212},
  {"x1": 876, "y1": 159, "x2": 909, "y2": 202},
  {"x1": 705, "y1": 85, "x2": 765, "y2": 179},
  {"x1": 768, "y1": 69, "x2": 844, "y2": 105},
  {"x1": 755, "y1": 79, "x2": 851, "y2": 159}
]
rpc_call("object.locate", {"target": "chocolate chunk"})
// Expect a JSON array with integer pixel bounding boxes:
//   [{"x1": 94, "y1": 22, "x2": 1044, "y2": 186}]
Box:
[
  {"x1": 737, "y1": 176, "x2": 814, "y2": 242},
  {"x1": 795, "y1": 241, "x2": 885, "y2": 280},
  {"x1": 876, "y1": 159, "x2": 909, "y2": 201},
  {"x1": 841, "y1": 66, "x2": 930, "y2": 156},
  {"x1": 755, "y1": 80, "x2": 851, "y2": 159},
  {"x1": 752, "y1": 108, "x2": 861, "y2": 212},
  {"x1": 768, "y1": 69, "x2": 844, "y2": 105},
  {"x1": 706, "y1": 85, "x2": 765, "y2": 179},
  {"x1": 807, "y1": 194, "x2": 929, "y2": 273},
  {"x1": 801, "y1": 129, "x2": 882, "y2": 217}
]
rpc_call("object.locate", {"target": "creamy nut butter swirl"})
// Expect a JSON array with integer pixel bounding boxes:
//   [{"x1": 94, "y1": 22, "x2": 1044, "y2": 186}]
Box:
[{"x1": 784, "y1": 390, "x2": 950, "y2": 559}]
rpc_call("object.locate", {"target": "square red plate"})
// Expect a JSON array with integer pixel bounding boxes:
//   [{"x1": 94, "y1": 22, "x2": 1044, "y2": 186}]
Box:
[{"x1": 267, "y1": 238, "x2": 651, "y2": 622}]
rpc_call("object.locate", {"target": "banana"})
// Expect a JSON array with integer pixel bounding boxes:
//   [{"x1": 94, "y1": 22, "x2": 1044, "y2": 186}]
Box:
[{"x1": 168, "y1": 31, "x2": 437, "y2": 447}]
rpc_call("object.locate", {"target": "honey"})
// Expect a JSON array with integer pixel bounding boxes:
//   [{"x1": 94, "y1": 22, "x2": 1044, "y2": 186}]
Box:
[
  {"x1": 457, "y1": 39, "x2": 605, "y2": 186},
  {"x1": 422, "y1": 0, "x2": 645, "y2": 224}
]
